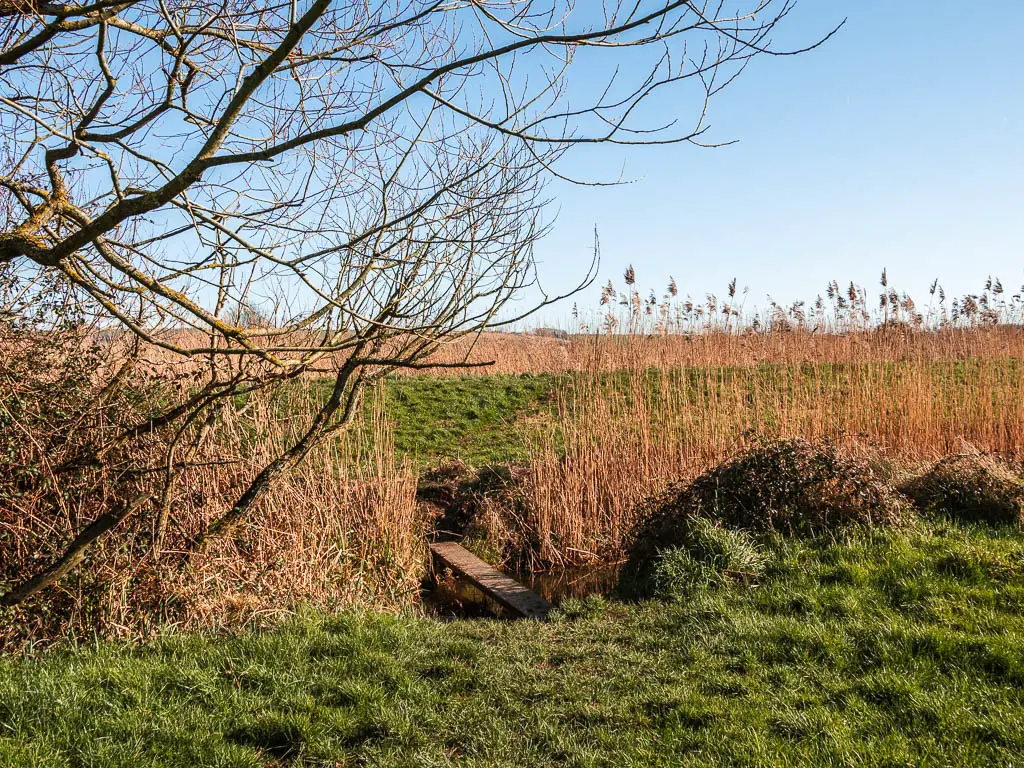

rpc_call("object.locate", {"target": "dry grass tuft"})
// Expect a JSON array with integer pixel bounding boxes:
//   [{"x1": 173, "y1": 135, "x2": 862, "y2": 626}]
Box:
[{"x1": 900, "y1": 452, "x2": 1024, "y2": 526}]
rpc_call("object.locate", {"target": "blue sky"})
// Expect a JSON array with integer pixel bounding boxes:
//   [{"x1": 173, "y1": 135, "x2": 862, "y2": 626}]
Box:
[{"x1": 522, "y1": 1, "x2": 1024, "y2": 324}]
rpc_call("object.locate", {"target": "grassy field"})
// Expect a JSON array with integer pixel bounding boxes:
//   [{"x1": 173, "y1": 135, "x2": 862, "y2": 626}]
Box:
[
  {"x1": 2, "y1": 522, "x2": 1023, "y2": 767},
  {"x1": 379, "y1": 373, "x2": 559, "y2": 465},
  {"x1": 5, "y1": 340, "x2": 1024, "y2": 766}
]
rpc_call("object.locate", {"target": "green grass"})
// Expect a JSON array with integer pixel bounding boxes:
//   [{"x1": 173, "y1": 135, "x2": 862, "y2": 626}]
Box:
[
  {"x1": 3, "y1": 522, "x2": 1023, "y2": 767},
  {"x1": 378, "y1": 373, "x2": 560, "y2": 465},
  {"x1": 253, "y1": 372, "x2": 562, "y2": 467}
]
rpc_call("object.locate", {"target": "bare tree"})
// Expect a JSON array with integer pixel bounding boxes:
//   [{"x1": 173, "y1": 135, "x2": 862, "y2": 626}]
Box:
[{"x1": 0, "y1": 0, "x2": 836, "y2": 606}]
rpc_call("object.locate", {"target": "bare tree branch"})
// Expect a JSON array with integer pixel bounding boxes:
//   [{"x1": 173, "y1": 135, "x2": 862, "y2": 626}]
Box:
[{"x1": 0, "y1": 0, "x2": 833, "y2": 606}]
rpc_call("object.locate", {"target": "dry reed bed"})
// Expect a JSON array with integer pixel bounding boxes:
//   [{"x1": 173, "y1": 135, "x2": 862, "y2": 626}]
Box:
[
  {"x1": 178, "y1": 400, "x2": 423, "y2": 630},
  {"x1": 98, "y1": 325, "x2": 1024, "y2": 382},
  {"x1": 419, "y1": 326, "x2": 1024, "y2": 375},
  {"x1": 522, "y1": 357, "x2": 1024, "y2": 566},
  {"x1": 6, "y1": 326, "x2": 1024, "y2": 646},
  {"x1": 1, "y1": 388, "x2": 423, "y2": 648}
]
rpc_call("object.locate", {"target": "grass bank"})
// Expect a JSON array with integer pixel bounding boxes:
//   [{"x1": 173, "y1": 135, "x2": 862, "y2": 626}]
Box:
[
  {"x1": 2, "y1": 522, "x2": 1023, "y2": 767},
  {"x1": 355, "y1": 359, "x2": 1024, "y2": 469}
]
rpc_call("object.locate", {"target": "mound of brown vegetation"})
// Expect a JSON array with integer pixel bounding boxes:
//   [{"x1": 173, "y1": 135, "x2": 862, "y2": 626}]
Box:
[
  {"x1": 620, "y1": 439, "x2": 912, "y2": 596},
  {"x1": 419, "y1": 461, "x2": 539, "y2": 568},
  {"x1": 649, "y1": 438, "x2": 910, "y2": 535},
  {"x1": 900, "y1": 453, "x2": 1024, "y2": 526}
]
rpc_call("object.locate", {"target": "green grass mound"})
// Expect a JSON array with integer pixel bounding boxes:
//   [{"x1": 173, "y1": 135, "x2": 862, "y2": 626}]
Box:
[
  {"x1": 901, "y1": 453, "x2": 1024, "y2": 526},
  {"x1": 650, "y1": 519, "x2": 765, "y2": 600},
  {"x1": 621, "y1": 439, "x2": 912, "y2": 597}
]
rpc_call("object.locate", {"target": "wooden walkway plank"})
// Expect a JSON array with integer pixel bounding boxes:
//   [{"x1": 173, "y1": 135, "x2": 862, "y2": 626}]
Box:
[{"x1": 429, "y1": 542, "x2": 552, "y2": 620}]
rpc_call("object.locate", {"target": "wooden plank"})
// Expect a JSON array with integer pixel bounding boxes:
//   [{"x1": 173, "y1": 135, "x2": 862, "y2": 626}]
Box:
[{"x1": 429, "y1": 541, "x2": 552, "y2": 620}]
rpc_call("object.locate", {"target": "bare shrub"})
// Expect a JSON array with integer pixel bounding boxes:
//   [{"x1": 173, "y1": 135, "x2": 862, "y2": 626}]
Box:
[
  {"x1": 1, "y1": 376, "x2": 422, "y2": 651},
  {"x1": 0, "y1": 278, "x2": 165, "y2": 642},
  {"x1": 900, "y1": 453, "x2": 1024, "y2": 526}
]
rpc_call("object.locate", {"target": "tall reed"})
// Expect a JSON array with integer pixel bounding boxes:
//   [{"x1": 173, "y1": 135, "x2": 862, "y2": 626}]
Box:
[
  {"x1": 419, "y1": 326, "x2": 1024, "y2": 376},
  {"x1": 521, "y1": 357, "x2": 1024, "y2": 565},
  {"x1": 177, "y1": 388, "x2": 423, "y2": 629},
  {"x1": 1, "y1": 382, "x2": 422, "y2": 649}
]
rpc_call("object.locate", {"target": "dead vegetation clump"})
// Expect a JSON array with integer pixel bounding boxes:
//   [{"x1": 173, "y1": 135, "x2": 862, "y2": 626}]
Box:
[
  {"x1": 900, "y1": 453, "x2": 1024, "y2": 526},
  {"x1": 419, "y1": 461, "x2": 539, "y2": 568},
  {"x1": 0, "y1": 349, "x2": 425, "y2": 651},
  {"x1": 620, "y1": 439, "x2": 912, "y2": 595},
  {"x1": 641, "y1": 438, "x2": 911, "y2": 535}
]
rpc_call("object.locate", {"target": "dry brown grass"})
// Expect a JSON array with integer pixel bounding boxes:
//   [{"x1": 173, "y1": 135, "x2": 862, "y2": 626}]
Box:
[
  {"x1": 170, "y1": 396, "x2": 423, "y2": 631},
  {"x1": 94, "y1": 324, "x2": 1024, "y2": 381},
  {"x1": 1, "y1": 382, "x2": 423, "y2": 650},
  {"x1": 518, "y1": 348, "x2": 1024, "y2": 565},
  {"x1": 900, "y1": 451, "x2": 1024, "y2": 526},
  {"x1": 419, "y1": 325, "x2": 1024, "y2": 375}
]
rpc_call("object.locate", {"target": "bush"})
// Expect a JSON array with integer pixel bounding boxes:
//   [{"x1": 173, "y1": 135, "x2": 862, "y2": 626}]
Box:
[
  {"x1": 620, "y1": 439, "x2": 911, "y2": 597},
  {"x1": 0, "y1": 272, "x2": 424, "y2": 651},
  {"x1": 0, "y1": 273, "x2": 159, "y2": 640},
  {"x1": 641, "y1": 438, "x2": 910, "y2": 536},
  {"x1": 900, "y1": 453, "x2": 1024, "y2": 526}
]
